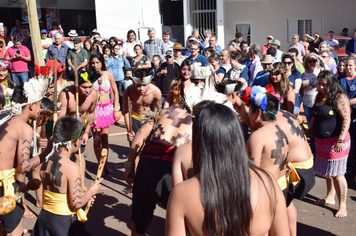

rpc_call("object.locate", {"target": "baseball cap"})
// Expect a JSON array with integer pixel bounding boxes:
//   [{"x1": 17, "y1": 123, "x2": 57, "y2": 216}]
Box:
[
  {"x1": 40, "y1": 29, "x2": 47, "y2": 34},
  {"x1": 165, "y1": 50, "x2": 173, "y2": 57}
]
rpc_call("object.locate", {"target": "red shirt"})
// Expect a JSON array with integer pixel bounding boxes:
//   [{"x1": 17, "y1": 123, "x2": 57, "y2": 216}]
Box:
[{"x1": 5, "y1": 45, "x2": 30, "y2": 72}]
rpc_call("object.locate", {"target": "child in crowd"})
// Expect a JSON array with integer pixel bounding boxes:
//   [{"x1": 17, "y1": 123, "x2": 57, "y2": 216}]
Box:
[
  {"x1": 31, "y1": 116, "x2": 102, "y2": 236},
  {"x1": 119, "y1": 68, "x2": 133, "y2": 99}
]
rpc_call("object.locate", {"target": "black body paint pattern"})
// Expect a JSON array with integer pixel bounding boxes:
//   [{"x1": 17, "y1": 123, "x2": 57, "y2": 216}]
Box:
[
  {"x1": 42, "y1": 155, "x2": 62, "y2": 193},
  {"x1": 153, "y1": 124, "x2": 165, "y2": 139},
  {"x1": 281, "y1": 110, "x2": 305, "y2": 140},
  {"x1": 166, "y1": 107, "x2": 192, "y2": 128},
  {"x1": 271, "y1": 125, "x2": 289, "y2": 171},
  {"x1": 170, "y1": 132, "x2": 191, "y2": 146},
  {"x1": 72, "y1": 177, "x2": 82, "y2": 208}
]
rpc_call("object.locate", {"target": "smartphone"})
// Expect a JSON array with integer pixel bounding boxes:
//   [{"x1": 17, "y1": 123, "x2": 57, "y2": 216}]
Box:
[{"x1": 16, "y1": 49, "x2": 20, "y2": 54}]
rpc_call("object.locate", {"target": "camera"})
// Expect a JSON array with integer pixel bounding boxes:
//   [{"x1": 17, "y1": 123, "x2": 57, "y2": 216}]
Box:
[{"x1": 16, "y1": 50, "x2": 20, "y2": 54}]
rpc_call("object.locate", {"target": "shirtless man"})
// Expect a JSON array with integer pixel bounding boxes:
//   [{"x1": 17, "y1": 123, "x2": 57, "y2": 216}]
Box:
[
  {"x1": 122, "y1": 68, "x2": 161, "y2": 142},
  {"x1": 246, "y1": 86, "x2": 314, "y2": 236},
  {"x1": 124, "y1": 104, "x2": 192, "y2": 236},
  {"x1": 0, "y1": 80, "x2": 52, "y2": 236},
  {"x1": 58, "y1": 70, "x2": 99, "y2": 190}
]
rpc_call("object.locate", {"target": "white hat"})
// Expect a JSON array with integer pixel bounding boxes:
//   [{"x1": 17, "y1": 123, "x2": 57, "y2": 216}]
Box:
[
  {"x1": 132, "y1": 75, "x2": 153, "y2": 85},
  {"x1": 68, "y1": 30, "x2": 78, "y2": 37}
]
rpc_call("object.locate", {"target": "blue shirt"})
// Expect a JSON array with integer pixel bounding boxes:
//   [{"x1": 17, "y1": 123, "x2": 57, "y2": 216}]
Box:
[
  {"x1": 106, "y1": 55, "x2": 131, "y2": 81},
  {"x1": 46, "y1": 43, "x2": 69, "y2": 66},
  {"x1": 144, "y1": 38, "x2": 165, "y2": 62},
  {"x1": 338, "y1": 75, "x2": 356, "y2": 105},
  {"x1": 202, "y1": 45, "x2": 223, "y2": 55},
  {"x1": 252, "y1": 72, "x2": 269, "y2": 87},
  {"x1": 188, "y1": 54, "x2": 209, "y2": 66},
  {"x1": 182, "y1": 47, "x2": 191, "y2": 57},
  {"x1": 288, "y1": 71, "x2": 302, "y2": 90}
]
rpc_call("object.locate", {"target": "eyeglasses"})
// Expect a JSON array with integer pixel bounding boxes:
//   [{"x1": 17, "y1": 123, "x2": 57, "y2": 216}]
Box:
[
  {"x1": 114, "y1": 48, "x2": 120, "y2": 51},
  {"x1": 308, "y1": 60, "x2": 317, "y2": 63},
  {"x1": 283, "y1": 61, "x2": 293, "y2": 65},
  {"x1": 190, "y1": 48, "x2": 199, "y2": 51},
  {"x1": 292, "y1": 38, "x2": 298, "y2": 39}
]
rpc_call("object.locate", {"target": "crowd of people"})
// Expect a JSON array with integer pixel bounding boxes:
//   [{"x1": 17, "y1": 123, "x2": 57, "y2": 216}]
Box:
[{"x1": 0, "y1": 19, "x2": 355, "y2": 236}]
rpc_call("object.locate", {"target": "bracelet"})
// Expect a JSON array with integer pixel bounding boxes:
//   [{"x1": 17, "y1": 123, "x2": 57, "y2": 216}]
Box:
[
  {"x1": 124, "y1": 161, "x2": 134, "y2": 170},
  {"x1": 337, "y1": 139, "x2": 344, "y2": 143},
  {"x1": 85, "y1": 131, "x2": 89, "y2": 134}
]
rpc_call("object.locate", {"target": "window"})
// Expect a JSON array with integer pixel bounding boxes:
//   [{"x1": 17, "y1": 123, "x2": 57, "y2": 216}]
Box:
[
  {"x1": 235, "y1": 23, "x2": 251, "y2": 45},
  {"x1": 288, "y1": 18, "x2": 322, "y2": 42}
]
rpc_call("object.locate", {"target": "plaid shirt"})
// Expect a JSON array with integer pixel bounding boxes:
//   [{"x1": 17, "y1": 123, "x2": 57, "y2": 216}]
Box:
[{"x1": 144, "y1": 38, "x2": 165, "y2": 62}]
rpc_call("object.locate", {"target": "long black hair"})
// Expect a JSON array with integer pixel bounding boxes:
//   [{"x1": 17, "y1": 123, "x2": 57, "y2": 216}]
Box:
[
  {"x1": 192, "y1": 101, "x2": 277, "y2": 235},
  {"x1": 89, "y1": 52, "x2": 107, "y2": 71},
  {"x1": 192, "y1": 101, "x2": 252, "y2": 235},
  {"x1": 316, "y1": 70, "x2": 347, "y2": 112}
]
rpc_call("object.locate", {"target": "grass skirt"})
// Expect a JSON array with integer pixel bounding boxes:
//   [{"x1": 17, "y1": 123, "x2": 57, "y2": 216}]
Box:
[
  {"x1": 314, "y1": 132, "x2": 350, "y2": 178},
  {"x1": 93, "y1": 100, "x2": 115, "y2": 129}
]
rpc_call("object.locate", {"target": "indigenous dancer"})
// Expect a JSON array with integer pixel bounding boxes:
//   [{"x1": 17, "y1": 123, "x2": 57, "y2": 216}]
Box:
[
  {"x1": 89, "y1": 53, "x2": 120, "y2": 175},
  {"x1": 310, "y1": 70, "x2": 350, "y2": 218},
  {"x1": 166, "y1": 101, "x2": 289, "y2": 236},
  {"x1": 31, "y1": 116, "x2": 102, "y2": 236},
  {"x1": 58, "y1": 69, "x2": 100, "y2": 190},
  {"x1": 0, "y1": 76, "x2": 52, "y2": 235},
  {"x1": 124, "y1": 65, "x2": 228, "y2": 235},
  {"x1": 246, "y1": 86, "x2": 314, "y2": 236},
  {"x1": 122, "y1": 68, "x2": 161, "y2": 142}
]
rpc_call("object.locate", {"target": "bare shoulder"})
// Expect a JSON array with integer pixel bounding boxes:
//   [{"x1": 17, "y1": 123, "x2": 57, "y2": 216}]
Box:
[
  {"x1": 148, "y1": 83, "x2": 161, "y2": 95},
  {"x1": 173, "y1": 176, "x2": 200, "y2": 197}
]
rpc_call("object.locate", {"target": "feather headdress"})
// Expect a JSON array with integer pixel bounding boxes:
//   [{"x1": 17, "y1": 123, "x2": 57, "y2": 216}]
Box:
[{"x1": 0, "y1": 66, "x2": 53, "y2": 125}]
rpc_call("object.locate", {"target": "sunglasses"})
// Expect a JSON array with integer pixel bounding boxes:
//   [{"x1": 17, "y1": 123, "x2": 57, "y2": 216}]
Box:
[
  {"x1": 283, "y1": 61, "x2": 293, "y2": 65},
  {"x1": 308, "y1": 60, "x2": 317, "y2": 63}
]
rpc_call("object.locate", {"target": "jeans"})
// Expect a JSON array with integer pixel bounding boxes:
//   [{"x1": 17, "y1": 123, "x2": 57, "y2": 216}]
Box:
[
  {"x1": 115, "y1": 80, "x2": 123, "y2": 111},
  {"x1": 12, "y1": 72, "x2": 29, "y2": 85}
]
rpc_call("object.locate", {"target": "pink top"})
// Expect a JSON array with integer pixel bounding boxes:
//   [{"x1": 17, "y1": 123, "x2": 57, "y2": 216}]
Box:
[
  {"x1": 5, "y1": 46, "x2": 30, "y2": 73},
  {"x1": 49, "y1": 29, "x2": 64, "y2": 42}
]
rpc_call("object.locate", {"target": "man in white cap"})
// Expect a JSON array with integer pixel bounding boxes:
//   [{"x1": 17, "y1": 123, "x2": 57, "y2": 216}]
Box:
[
  {"x1": 65, "y1": 29, "x2": 78, "y2": 49},
  {"x1": 123, "y1": 68, "x2": 162, "y2": 142}
]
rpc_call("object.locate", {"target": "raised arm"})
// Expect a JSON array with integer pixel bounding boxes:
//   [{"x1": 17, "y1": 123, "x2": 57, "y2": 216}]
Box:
[{"x1": 67, "y1": 163, "x2": 102, "y2": 209}]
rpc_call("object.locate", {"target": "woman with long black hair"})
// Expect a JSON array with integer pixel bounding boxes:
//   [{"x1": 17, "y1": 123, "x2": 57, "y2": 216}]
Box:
[{"x1": 166, "y1": 101, "x2": 289, "y2": 236}]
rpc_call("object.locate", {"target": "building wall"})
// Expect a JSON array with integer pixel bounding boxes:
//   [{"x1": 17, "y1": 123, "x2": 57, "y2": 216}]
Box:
[
  {"x1": 95, "y1": 0, "x2": 161, "y2": 41},
  {"x1": 224, "y1": 0, "x2": 356, "y2": 51}
]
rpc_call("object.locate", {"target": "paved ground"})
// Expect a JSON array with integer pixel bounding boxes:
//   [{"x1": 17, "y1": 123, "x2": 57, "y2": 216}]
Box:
[{"x1": 22, "y1": 123, "x2": 356, "y2": 236}]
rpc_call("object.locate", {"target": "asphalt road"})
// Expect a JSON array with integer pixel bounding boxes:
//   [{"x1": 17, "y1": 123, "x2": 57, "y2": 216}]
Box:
[{"x1": 22, "y1": 123, "x2": 356, "y2": 236}]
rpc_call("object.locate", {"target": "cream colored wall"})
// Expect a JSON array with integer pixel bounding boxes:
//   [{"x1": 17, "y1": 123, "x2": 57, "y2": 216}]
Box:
[
  {"x1": 95, "y1": 0, "x2": 161, "y2": 41},
  {"x1": 224, "y1": 0, "x2": 356, "y2": 52}
]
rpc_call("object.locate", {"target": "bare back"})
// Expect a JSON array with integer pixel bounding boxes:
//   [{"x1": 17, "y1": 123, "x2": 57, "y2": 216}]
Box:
[
  {"x1": 166, "y1": 169, "x2": 289, "y2": 236},
  {"x1": 277, "y1": 110, "x2": 312, "y2": 163},
  {"x1": 0, "y1": 116, "x2": 32, "y2": 171},
  {"x1": 150, "y1": 106, "x2": 192, "y2": 147}
]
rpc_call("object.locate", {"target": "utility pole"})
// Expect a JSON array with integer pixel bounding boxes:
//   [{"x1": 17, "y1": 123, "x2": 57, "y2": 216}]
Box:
[{"x1": 26, "y1": 0, "x2": 44, "y2": 66}]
